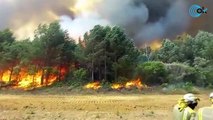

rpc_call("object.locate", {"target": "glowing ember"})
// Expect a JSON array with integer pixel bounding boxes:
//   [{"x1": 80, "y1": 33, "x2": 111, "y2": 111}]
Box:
[
  {"x1": 111, "y1": 83, "x2": 123, "y2": 90},
  {"x1": 125, "y1": 78, "x2": 144, "y2": 89},
  {"x1": 18, "y1": 79, "x2": 34, "y2": 89},
  {"x1": 84, "y1": 82, "x2": 102, "y2": 90},
  {"x1": 85, "y1": 78, "x2": 147, "y2": 90},
  {"x1": 150, "y1": 40, "x2": 162, "y2": 50},
  {"x1": 2, "y1": 70, "x2": 11, "y2": 83},
  {"x1": 0, "y1": 67, "x2": 67, "y2": 90}
]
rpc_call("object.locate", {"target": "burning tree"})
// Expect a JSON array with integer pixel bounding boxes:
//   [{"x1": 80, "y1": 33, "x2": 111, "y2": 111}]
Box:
[
  {"x1": 0, "y1": 23, "x2": 167, "y2": 90},
  {"x1": 0, "y1": 22, "x2": 76, "y2": 89}
]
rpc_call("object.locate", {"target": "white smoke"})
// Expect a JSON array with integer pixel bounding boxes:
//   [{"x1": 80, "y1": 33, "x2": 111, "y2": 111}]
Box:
[
  {"x1": 60, "y1": 13, "x2": 109, "y2": 40},
  {"x1": 59, "y1": 0, "x2": 190, "y2": 45}
]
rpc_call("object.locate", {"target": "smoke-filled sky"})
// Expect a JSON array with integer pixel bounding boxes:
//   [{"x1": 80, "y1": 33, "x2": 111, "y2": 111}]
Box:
[{"x1": 0, "y1": 0, "x2": 212, "y2": 45}]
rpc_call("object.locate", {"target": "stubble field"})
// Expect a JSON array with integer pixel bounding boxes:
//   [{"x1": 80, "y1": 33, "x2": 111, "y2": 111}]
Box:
[{"x1": 0, "y1": 94, "x2": 210, "y2": 120}]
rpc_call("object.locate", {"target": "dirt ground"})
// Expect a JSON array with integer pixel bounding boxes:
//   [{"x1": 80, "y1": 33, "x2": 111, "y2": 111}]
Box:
[{"x1": 0, "y1": 94, "x2": 211, "y2": 120}]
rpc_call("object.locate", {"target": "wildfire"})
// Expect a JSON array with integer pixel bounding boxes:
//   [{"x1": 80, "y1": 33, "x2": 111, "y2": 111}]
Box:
[
  {"x1": 150, "y1": 40, "x2": 162, "y2": 50},
  {"x1": 0, "y1": 67, "x2": 67, "y2": 90},
  {"x1": 18, "y1": 79, "x2": 34, "y2": 89},
  {"x1": 125, "y1": 79, "x2": 144, "y2": 89},
  {"x1": 111, "y1": 78, "x2": 147, "y2": 90},
  {"x1": 84, "y1": 81, "x2": 102, "y2": 90},
  {"x1": 111, "y1": 83, "x2": 123, "y2": 90},
  {"x1": 85, "y1": 78, "x2": 147, "y2": 90}
]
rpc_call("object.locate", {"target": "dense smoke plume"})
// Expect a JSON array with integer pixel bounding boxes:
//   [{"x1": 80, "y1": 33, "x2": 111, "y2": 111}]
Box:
[
  {"x1": 0, "y1": 0, "x2": 75, "y2": 39},
  {"x1": 0, "y1": 0, "x2": 212, "y2": 45},
  {"x1": 61, "y1": 0, "x2": 190, "y2": 44}
]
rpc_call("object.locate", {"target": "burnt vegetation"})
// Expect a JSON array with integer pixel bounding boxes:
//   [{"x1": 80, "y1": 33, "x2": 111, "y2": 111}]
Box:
[{"x1": 0, "y1": 22, "x2": 213, "y2": 90}]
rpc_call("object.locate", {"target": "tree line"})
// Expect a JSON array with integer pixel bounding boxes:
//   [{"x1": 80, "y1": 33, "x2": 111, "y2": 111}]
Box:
[{"x1": 0, "y1": 21, "x2": 212, "y2": 88}]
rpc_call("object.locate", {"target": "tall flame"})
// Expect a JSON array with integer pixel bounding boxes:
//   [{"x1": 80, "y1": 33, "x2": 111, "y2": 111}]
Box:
[
  {"x1": 125, "y1": 78, "x2": 144, "y2": 89},
  {"x1": 0, "y1": 67, "x2": 67, "y2": 90}
]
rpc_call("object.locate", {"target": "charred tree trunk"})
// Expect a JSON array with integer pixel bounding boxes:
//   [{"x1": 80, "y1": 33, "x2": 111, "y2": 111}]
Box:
[
  {"x1": 45, "y1": 69, "x2": 50, "y2": 86},
  {"x1": 32, "y1": 75, "x2": 35, "y2": 87},
  {"x1": 15, "y1": 73, "x2": 20, "y2": 83},
  {"x1": 58, "y1": 64, "x2": 63, "y2": 81},
  {"x1": 114, "y1": 57, "x2": 117, "y2": 81},
  {"x1": 9, "y1": 67, "x2": 14, "y2": 82},
  {"x1": 0, "y1": 70, "x2": 3, "y2": 80},
  {"x1": 41, "y1": 68, "x2": 45, "y2": 85},
  {"x1": 104, "y1": 54, "x2": 107, "y2": 82},
  {"x1": 58, "y1": 66, "x2": 61, "y2": 81},
  {"x1": 98, "y1": 63, "x2": 101, "y2": 80},
  {"x1": 32, "y1": 65, "x2": 38, "y2": 87},
  {"x1": 91, "y1": 60, "x2": 94, "y2": 81}
]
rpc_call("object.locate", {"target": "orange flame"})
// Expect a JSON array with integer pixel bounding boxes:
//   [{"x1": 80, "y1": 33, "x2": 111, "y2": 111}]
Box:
[
  {"x1": 111, "y1": 83, "x2": 123, "y2": 90},
  {"x1": 125, "y1": 78, "x2": 146, "y2": 89},
  {"x1": 0, "y1": 67, "x2": 67, "y2": 90},
  {"x1": 84, "y1": 81, "x2": 101, "y2": 90},
  {"x1": 85, "y1": 79, "x2": 147, "y2": 90},
  {"x1": 150, "y1": 40, "x2": 162, "y2": 50},
  {"x1": 111, "y1": 78, "x2": 148, "y2": 90}
]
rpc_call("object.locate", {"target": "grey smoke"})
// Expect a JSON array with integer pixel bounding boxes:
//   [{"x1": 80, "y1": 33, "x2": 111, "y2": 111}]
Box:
[
  {"x1": 1, "y1": 0, "x2": 211, "y2": 46},
  {"x1": 96, "y1": 0, "x2": 149, "y2": 39},
  {"x1": 95, "y1": 0, "x2": 190, "y2": 45},
  {"x1": 134, "y1": 0, "x2": 190, "y2": 44}
]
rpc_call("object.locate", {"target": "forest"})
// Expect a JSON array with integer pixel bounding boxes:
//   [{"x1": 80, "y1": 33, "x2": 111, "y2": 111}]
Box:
[{"x1": 0, "y1": 22, "x2": 213, "y2": 90}]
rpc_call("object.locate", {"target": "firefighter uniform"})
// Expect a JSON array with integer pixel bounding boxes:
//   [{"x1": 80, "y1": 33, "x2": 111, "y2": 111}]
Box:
[
  {"x1": 173, "y1": 93, "x2": 199, "y2": 120},
  {"x1": 183, "y1": 107, "x2": 196, "y2": 120},
  {"x1": 196, "y1": 92, "x2": 213, "y2": 120},
  {"x1": 197, "y1": 106, "x2": 213, "y2": 120},
  {"x1": 173, "y1": 105, "x2": 196, "y2": 120},
  {"x1": 173, "y1": 104, "x2": 184, "y2": 120}
]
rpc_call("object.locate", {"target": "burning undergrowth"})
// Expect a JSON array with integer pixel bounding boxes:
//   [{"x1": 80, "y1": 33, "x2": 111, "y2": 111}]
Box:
[
  {"x1": 0, "y1": 21, "x2": 151, "y2": 91},
  {"x1": 84, "y1": 78, "x2": 148, "y2": 91},
  {"x1": 0, "y1": 66, "x2": 68, "y2": 90}
]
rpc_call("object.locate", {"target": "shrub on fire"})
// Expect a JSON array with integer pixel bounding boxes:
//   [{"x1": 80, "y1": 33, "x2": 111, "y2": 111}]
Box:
[{"x1": 83, "y1": 78, "x2": 147, "y2": 90}]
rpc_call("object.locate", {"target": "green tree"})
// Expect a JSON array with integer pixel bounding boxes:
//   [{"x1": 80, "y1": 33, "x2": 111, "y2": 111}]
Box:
[
  {"x1": 81, "y1": 25, "x2": 139, "y2": 83},
  {"x1": 192, "y1": 31, "x2": 213, "y2": 59},
  {"x1": 83, "y1": 25, "x2": 111, "y2": 81},
  {"x1": 0, "y1": 29, "x2": 15, "y2": 80},
  {"x1": 73, "y1": 68, "x2": 88, "y2": 85},
  {"x1": 0, "y1": 29, "x2": 15, "y2": 44},
  {"x1": 175, "y1": 34, "x2": 194, "y2": 65},
  {"x1": 137, "y1": 61, "x2": 167, "y2": 85},
  {"x1": 106, "y1": 26, "x2": 139, "y2": 82},
  {"x1": 33, "y1": 22, "x2": 75, "y2": 85},
  {"x1": 156, "y1": 39, "x2": 181, "y2": 63},
  {"x1": 0, "y1": 40, "x2": 32, "y2": 82}
]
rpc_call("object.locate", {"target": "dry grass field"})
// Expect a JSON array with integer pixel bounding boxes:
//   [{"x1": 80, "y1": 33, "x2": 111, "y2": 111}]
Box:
[{"x1": 0, "y1": 94, "x2": 210, "y2": 120}]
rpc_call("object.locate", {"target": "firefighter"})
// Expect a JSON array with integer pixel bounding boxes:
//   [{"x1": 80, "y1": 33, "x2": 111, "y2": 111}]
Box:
[
  {"x1": 196, "y1": 92, "x2": 213, "y2": 120},
  {"x1": 173, "y1": 93, "x2": 199, "y2": 120}
]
